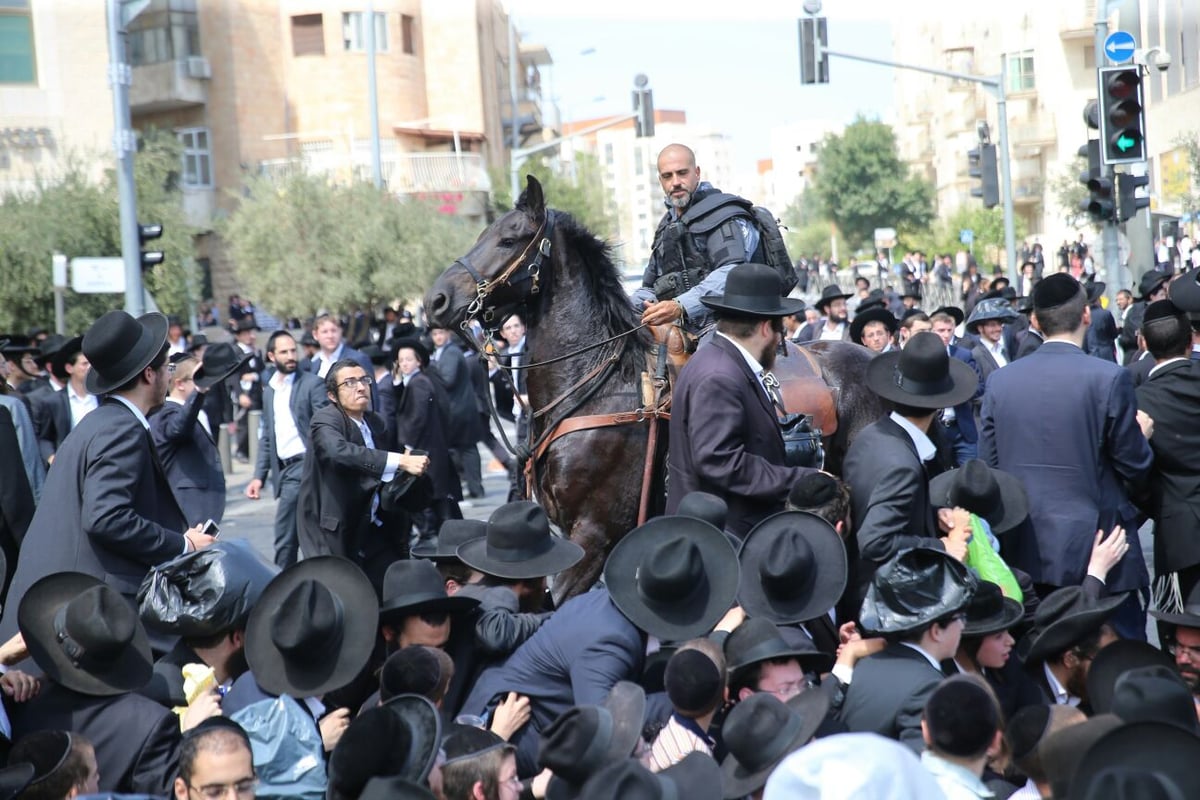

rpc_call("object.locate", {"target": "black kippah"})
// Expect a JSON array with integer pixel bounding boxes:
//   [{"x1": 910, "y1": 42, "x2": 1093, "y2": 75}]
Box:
[
  {"x1": 925, "y1": 676, "x2": 999, "y2": 758},
  {"x1": 380, "y1": 645, "x2": 442, "y2": 702},
  {"x1": 1033, "y1": 273, "x2": 1083, "y2": 311},
  {"x1": 1006, "y1": 704, "x2": 1052, "y2": 761},
  {"x1": 1143, "y1": 299, "x2": 1185, "y2": 327},
  {"x1": 787, "y1": 472, "x2": 838, "y2": 510},
  {"x1": 664, "y1": 649, "x2": 722, "y2": 716}
]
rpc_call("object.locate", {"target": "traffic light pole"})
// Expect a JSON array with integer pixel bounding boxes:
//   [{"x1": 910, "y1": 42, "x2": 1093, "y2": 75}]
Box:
[
  {"x1": 107, "y1": 0, "x2": 145, "y2": 317},
  {"x1": 1095, "y1": 6, "x2": 1121, "y2": 310},
  {"x1": 818, "y1": 46, "x2": 1018, "y2": 283}
]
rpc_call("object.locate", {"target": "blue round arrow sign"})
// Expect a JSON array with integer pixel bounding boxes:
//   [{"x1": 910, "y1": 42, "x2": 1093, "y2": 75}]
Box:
[{"x1": 1104, "y1": 31, "x2": 1137, "y2": 64}]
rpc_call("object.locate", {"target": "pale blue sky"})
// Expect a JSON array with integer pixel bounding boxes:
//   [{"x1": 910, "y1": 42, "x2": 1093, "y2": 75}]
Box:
[{"x1": 517, "y1": 12, "x2": 895, "y2": 172}]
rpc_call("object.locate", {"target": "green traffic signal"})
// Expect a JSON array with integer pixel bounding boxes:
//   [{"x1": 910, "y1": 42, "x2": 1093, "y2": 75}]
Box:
[{"x1": 1097, "y1": 66, "x2": 1147, "y2": 166}]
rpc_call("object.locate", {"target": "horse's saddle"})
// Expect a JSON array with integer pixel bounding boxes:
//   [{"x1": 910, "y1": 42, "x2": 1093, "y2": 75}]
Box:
[{"x1": 648, "y1": 325, "x2": 839, "y2": 436}]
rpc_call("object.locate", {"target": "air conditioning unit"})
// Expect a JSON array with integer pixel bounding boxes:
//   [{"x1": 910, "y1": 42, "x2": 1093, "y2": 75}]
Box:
[{"x1": 185, "y1": 56, "x2": 211, "y2": 80}]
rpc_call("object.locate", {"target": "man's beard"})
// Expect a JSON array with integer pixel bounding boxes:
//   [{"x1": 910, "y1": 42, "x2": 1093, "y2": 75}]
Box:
[
  {"x1": 1066, "y1": 661, "x2": 1090, "y2": 701},
  {"x1": 760, "y1": 340, "x2": 778, "y2": 370},
  {"x1": 667, "y1": 188, "x2": 692, "y2": 210},
  {"x1": 1177, "y1": 664, "x2": 1200, "y2": 693},
  {"x1": 276, "y1": 360, "x2": 297, "y2": 375},
  {"x1": 828, "y1": 309, "x2": 847, "y2": 324}
]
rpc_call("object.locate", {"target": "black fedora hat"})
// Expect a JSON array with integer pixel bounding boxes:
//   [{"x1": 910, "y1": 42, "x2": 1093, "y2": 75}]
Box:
[
  {"x1": 40, "y1": 335, "x2": 82, "y2": 375},
  {"x1": 411, "y1": 519, "x2": 486, "y2": 561},
  {"x1": 1085, "y1": 281, "x2": 1107, "y2": 304},
  {"x1": 1138, "y1": 270, "x2": 1171, "y2": 301},
  {"x1": 964, "y1": 298, "x2": 1019, "y2": 333},
  {"x1": 32, "y1": 333, "x2": 67, "y2": 369},
  {"x1": 360, "y1": 776, "x2": 436, "y2": 800},
  {"x1": 855, "y1": 289, "x2": 888, "y2": 313},
  {"x1": 194, "y1": 342, "x2": 251, "y2": 390},
  {"x1": 244, "y1": 556, "x2": 379, "y2": 698},
  {"x1": 1070, "y1": 722, "x2": 1200, "y2": 800},
  {"x1": 931, "y1": 305, "x2": 965, "y2": 326},
  {"x1": 1150, "y1": 578, "x2": 1200, "y2": 629},
  {"x1": 187, "y1": 333, "x2": 209, "y2": 352},
  {"x1": 1041, "y1": 714, "x2": 1124, "y2": 800},
  {"x1": 962, "y1": 580, "x2": 1024, "y2": 637},
  {"x1": 1111, "y1": 664, "x2": 1200, "y2": 735},
  {"x1": 676, "y1": 491, "x2": 728, "y2": 532},
  {"x1": 737, "y1": 511, "x2": 846, "y2": 625},
  {"x1": 391, "y1": 337, "x2": 432, "y2": 368},
  {"x1": 849, "y1": 306, "x2": 897, "y2": 346},
  {"x1": 1167, "y1": 267, "x2": 1200, "y2": 312},
  {"x1": 699, "y1": 263, "x2": 807, "y2": 319},
  {"x1": 327, "y1": 694, "x2": 442, "y2": 795},
  {"x1": 1085, "y1": 640, "x2": 1175, "y2": 715},
  {"x1": 458, "y1": 501, "x2": 585, "y2": 580},
  {"x1": 928, "y1": 459, "x2": 1029, "y2": 534},
  {"x1": 720, "y1": 690, "x2": 829, "y2": 799},
  {"x1": 378, "y1": 559, "x2": 479, "y2": 621},
  {"x1": 1023, "y1": 586, "x2": 1127, "y2": 665},
  {"x1": 814, "y1": 284, "x2": 852, "y2": 312},
  {"x1": 539, "y1": 692, "x2": 646, "y2": 797},
  {"x1": 234, "y1": 317, "x2": 260, "y2": 333},
  {"x1": 858, "y1": 547, "x2": 977, "y2": 636},
  {"x1": 19, "y1": 572, "x2": 153, "y2": 696},
  {"x1": 82, "y1": 310, "x2": 168, "y2": 395},
  {"x1": 723, "y1": 617, "x2": 833, "y2": 675},
  {"x1": 0, "y1": 764, "x2": 32, "y2": 800},
  {"x1": 0, "y1": 335, "x2": 38, "y2": 357},
  {"x1": 864, "y1": 330, "x2": 978, "y2": 409},
  {"x1": 1015, "y1": 295, "x2": 1034, "y2": 314},
  {"x1": 604, "y1": 515, "x2": 740, "y2": 642},
  {"x1": 579, "y1": 751, "x2": 723, "y2": 800}
]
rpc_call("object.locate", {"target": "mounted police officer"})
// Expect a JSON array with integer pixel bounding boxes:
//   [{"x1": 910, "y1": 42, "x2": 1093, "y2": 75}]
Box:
[{"x1": 633, "y1": 143, "x2": 763, "y2": 332}]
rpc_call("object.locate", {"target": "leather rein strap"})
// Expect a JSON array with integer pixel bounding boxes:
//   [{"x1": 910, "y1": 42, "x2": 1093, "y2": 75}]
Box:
[{"x1": 457, "y1": 213, "x2": 554, "y2": 326}]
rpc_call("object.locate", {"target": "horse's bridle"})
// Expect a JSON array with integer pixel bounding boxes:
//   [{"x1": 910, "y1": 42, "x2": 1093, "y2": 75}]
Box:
[{"x1": 456, "y1": 211, "x2": 556, "y2": 327}]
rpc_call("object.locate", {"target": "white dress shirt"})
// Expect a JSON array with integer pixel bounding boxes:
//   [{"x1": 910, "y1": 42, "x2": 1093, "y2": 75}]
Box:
[
  {"x1": 889, "y1": 411, "x2": 938, "y2": 462},
  {"x1": 316, "y1": 343, "x2": 345, "y2": 378},
  {"x1": 270, "y1": 372, "x2": 305, "y2": 460},
  {"x1": 1043, "y1": 662, "x2": 1080, "y2": 706},
  {"x1": 67, "y1": 386, "x2": 98, "y2": 428},
  {"x1": 985, "y1": 339, "x2": 1007, "y2": 368},
  {"x1": 714, "y1": 332, "x2": 770, "y2": 400}
]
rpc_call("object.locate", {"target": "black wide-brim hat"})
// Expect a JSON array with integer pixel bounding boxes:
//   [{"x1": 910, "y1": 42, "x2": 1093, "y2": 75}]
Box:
[
  {"x1": 723, "y1": 617, "x2": 833, "y2": 675},
  {"x1": 1084, "y1": 640, "x2": 1174, "y2": 715},
  {"x1": 1085, "y1": 281, "x2": 1107, "y2": 304},
  {"x1": 859, "y1": 547, "x2": 977, "y2": 636},
  {"x1": 700, "y1": 263, "x2": 807, "y2": 319},
  {"x1": 864, "y1": 330, "x2": 978, "y2": 409},
  {"x1": 737, "y1": 511, "x2": 846, "y2": 625},
  {"x1": 328, "y1": 693, "x2": 443, "y2": 794},
  {"x1": 458, "y1": 501, "x2": 585, "y2": 580},
  {"x1": 928, "y1": 460, "x2": 1029, "y2": 534},
  {"x1": 721, "y1": 690, "x2": 829, "y2": 798},
  {"x1": 194, "y1": 342, "x2": 252, "y2": 390},
  {"x1": 1138, "y1": 270, "x2": 1171, "y2": 301},
  {"x1": 83, "y1": 310, "x2": 168, "y2": 395},
  {"x1": 411, "y1": 519, "x2": 486, "y2": 561},
  {"x1": 1149, "y1": 578, "x2": 1200, "y2": 628},
  {"x1": 245, "y1": 556, "x2": 379, "y2": 698},
  {"x1": 32, "y1": 333, "x2": 67, "y2": 369},
  {"x1": 604, "y1": 515, "x2": 739, "y2": 642},
  {"x1": 849, "y1": 306, "x2": 898, "y2": 345},
  {"x1": 19, "y1": 572, "x2": 153, "y2": 697},
  {"x1": 1023, "y1": 586, "x2": 1127, "y2": 665},
  {"x1": 814, "y1": 284, "x2": 853, "y2": 312},
  {"x1": 964, "y1": 298, "x2": 1019, "y2": 333},
  {"x1": 931, "y1": 305, "x2": 965, "y2": 326},
  {"x1": 390, "y1": 337, "x2": 431, "y2": 368},
  {"x1": 0, "y1": 764, "x2": 33, "y2": 800},
  {"x1": 1069, "y1": 722, "x2": 1200, "y2": 800},
  {"x1": 1167, "y1": 267, "x2": 1200, "y2": 312},
  {"x1": 962, "y1": 580, "x2": 1025, "y2": 637},
  {"x1": 378, "y1": 559, "x2": 479, "y2": 621}
]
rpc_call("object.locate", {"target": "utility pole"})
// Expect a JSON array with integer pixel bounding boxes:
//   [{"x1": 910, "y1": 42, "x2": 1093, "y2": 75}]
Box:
[
  {"x1": 1095, "y1": 3, "x2": 1120, "y2": 310},
  {"x1": 366, "y1": 0, "x2": 383, "y2": 189},
  {"x1": 508, "y1": 16, "x2": 521, "y2": 202},
  {"x1": 107, "y1": 0, "x2": 146, "y2": 316}
]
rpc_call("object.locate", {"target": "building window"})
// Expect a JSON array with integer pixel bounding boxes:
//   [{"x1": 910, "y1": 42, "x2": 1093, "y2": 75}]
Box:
[
  {"x1": 178, "y1": 127, "x2": 212, "y2": 188},
  {"x1": 1006, "y1": 50, "x2": 1035, "y2": 92},
  {"x1": 127, "y1": 0, "x2": 200, "y2": 67},
  {"x1": 0, "y1": 0, "x2": 36, "y2": 84},
  {"x1": 343, "y1": 12, "x2": 387, "y2": 52},
  {"x1": 291, "y1": 14, "x2": 325, "y2": 57},
  {"x1": 401, "y1": 14, "x2": 415, "y2": 55},
  {"x1": 604, "y1": 143, "x2": 614, "y2": 165}
]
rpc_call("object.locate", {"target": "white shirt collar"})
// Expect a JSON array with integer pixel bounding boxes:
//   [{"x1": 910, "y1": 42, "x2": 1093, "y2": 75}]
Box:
[
  {"x1": 110, "y1": 395, "x2": 150, "y2": 430},
  {"x1": 889, "y1": 411, "x2": 938, "y2": 462},
  {"x1": 715, "y1": 332, "x2": 765, "y2": 377},
  {"x1": 1149, "y1": 356, "x2": 1191, "y2": 379},
  {"x1": 899, "y1": 641, "x2": 944, "y2": 672},
  {"x1": 1043, "y1": 662, "x2": 1080, "y2": 706},
  {"x1": 271, "y1": 370, "x2": 296, "y2": 389},
  {"x1": 165, "y1": 396, "x2": 185, "y2": 406}
]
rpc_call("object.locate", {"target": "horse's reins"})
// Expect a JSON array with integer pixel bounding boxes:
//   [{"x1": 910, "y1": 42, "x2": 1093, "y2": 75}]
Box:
[{"x1": 456, "y1": 214, "x2": 554, "y2": 326}]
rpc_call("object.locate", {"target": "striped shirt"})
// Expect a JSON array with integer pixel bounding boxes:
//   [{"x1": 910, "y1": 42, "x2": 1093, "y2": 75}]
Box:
[{"x1": 646, "y1": 714, "x2": 714, "y2": 772}]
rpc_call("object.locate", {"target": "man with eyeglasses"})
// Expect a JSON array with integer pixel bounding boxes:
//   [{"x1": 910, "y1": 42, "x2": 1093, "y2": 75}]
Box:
[
  {"x1": 297, "y1": 359, "x2": 429, "y2": 591},
  {"x1": 1151, "y1": 582, "x2": 1200, "y2": 707},
  {"x1": 174, "y1": 718, "x2": 256, "y2": 800}
]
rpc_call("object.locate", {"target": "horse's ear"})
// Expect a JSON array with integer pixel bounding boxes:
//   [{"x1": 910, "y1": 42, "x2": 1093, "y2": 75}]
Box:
[{"x1": 517, "y1": 174, "x2": 545, "y2": 220}]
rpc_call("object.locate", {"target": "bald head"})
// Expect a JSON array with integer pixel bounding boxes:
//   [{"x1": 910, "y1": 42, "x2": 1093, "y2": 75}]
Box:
[{"x1": 657, "y1": 144, "x2": 701, "y2": 210}]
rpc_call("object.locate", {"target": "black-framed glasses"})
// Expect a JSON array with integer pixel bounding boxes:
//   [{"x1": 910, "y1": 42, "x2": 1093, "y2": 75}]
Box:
[
  {"x1": 1167, "y1": 640, "x2": 1200, "y2": 661},
  {"x1": 337, "y1": 376, "x2": 372, "y2": 389},
  {"x1": 419, "y1": 609, "x2": 449, "y2": 626},
  {"x1": 187, "y1": 777, "x2": 258, "y2": 799}
]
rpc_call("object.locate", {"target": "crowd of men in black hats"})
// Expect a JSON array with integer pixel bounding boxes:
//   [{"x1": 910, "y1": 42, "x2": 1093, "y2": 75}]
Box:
[{"x1": 3, "y1": 238, "x2": 1200, "y2": 800}]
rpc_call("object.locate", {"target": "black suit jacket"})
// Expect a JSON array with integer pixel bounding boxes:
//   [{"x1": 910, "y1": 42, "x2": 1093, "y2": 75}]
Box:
[
  {"x1": 1085, "y1": 305, "x2": 1118, "y2": 362},
  {"x1": 843, "y1": 416, "x2": 943, "y2": 591},
  {"x1": 9, "y1": 683, "x2": 182, "y2": 796},
  {"x1": 150, "y1": 393, "x2": 225, "y2": 525},
  {"x1": 253, "y1": 370, "x2": 328, "y2": 496},
  {"x1": 0, "y1": 405, "x2": 32, "y2": 603},
  {"x1": 395, "y1": 371, "x2": 458, "y2": 501},
  {"x1": 297, "y1": 404, "x2": 399, "y2": 588},
  {"x1": 839, "y1": 643, "x2": 945, "y2": 753},
  {"x1": 1014, "y1": 328, "x2": 1043, "y2": 360},
  {"x1": 431, "y1": 343, "x2": 483, "y2": 446},
  {"x1": 1126, "y1": 351, "x2": 1155, "y2": 388},
  {"x1": 0, "y1": 400, "x2": 186, "y2": 641},
  {"x1": 1136, "y1": 359, "x2": 1200, "y2": 573},
  {"x1": 31, "y1": 387, "x2": 71, "y2": 463},
  {"x1": 665, "y1": 335, "x2": 814, "y2": 538}
]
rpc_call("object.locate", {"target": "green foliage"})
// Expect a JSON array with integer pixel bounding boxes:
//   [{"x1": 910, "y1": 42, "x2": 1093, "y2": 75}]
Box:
[
  {"x1": 809, "y1": 117, "x2": 936, "y2": 251},
  {"x1": 908, "y1": 205, "x2": 1028, "y2": 268},
  {"x1": 1047, "y1": 155, "x2": 1090, "y2": 230},
  {"x1": 0, "y1": 129, "x2": 196, "y2": 333},
  {"x1": 491, "y1": 152, "x2": 616, "y2": 237},
  {"x1": 220, "y1": 172, "x2": 482, "y2": 320},
  {"x1": 1167, "y1": 132, "x2": 1200, "y2": 223}
]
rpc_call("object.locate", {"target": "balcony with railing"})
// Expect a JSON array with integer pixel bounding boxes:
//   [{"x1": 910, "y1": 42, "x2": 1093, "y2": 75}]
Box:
[
  {"x1": 257, "y1": 151, "x2": 492, "y2": 197},
  {"x1": 126, "y1": 1, "x2": 209, "y2": 114}
]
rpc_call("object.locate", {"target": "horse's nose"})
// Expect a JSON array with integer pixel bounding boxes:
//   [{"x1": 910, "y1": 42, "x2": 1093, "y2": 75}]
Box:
[{"x1": 427, "y1": 291, "x2": 450, "y2": 320}]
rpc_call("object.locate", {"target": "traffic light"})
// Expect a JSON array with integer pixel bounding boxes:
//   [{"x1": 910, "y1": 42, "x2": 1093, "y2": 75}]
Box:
[
  {"x1": 139, "y1": 223, "x2": 164, "y2": 272},
  {"x1": 798, "y1": 17, "x2": 829, "y2": 85},
  {"x1": 968, "y1": 144, "x2": 999, "y2": 208},
  {"x1": 1097, "y1": 66, "x2": 1147, "y2": 166},
  {"x1": 1078, "y1": 140, "x2": 1114, "y2": 223},
  {"x1": 632, "y1": 86, "x2": 654, "y2": 138},
  {"x1": 1117, "y1": 173, "x2": 1150, "y2": 222}
]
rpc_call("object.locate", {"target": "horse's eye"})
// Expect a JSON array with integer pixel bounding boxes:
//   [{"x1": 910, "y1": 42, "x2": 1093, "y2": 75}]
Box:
[{"x1": 498, "y1": 238, "x2": 516, "y2": 248}]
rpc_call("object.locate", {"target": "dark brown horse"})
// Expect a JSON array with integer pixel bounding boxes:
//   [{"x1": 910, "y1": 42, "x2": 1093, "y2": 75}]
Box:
[{"x1": 425, "y1": 176, "x2": 883, "y2": 599}]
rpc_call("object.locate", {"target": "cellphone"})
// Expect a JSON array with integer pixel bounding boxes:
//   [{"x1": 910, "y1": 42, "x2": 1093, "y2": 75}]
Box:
[{"x1": 201, "y1": 519, "x2": 220, "y2": 538}]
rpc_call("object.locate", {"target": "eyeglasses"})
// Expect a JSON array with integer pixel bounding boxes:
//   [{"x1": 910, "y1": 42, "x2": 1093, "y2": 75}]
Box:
[
  {"x1": 167, "y1": 363, "x2": 178, "y2": 373},
  {"x1": 762, "y1": 679, "x2": 814, "y2": 700},
  {"x1": 188, "y1": 778, "x2": 257, "y2": 799},
  {"x1": 419, "y1": 609, "x2": 450, "y2": 626},
  {"x1": 1168, "y1": 641, "x2": 1200, "y2": 661},
  {"x1": 337, "y1": 376, "x2": 372, "y2": 389}
]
